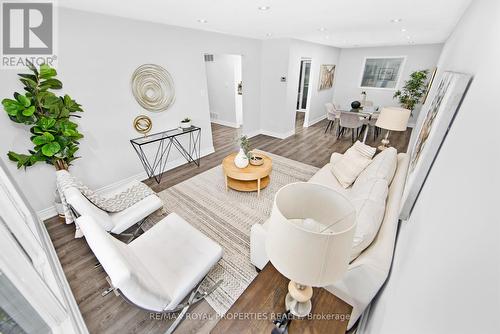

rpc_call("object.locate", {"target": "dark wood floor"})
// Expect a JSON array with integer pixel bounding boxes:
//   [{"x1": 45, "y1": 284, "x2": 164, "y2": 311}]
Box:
[{"x1": 45, "y1": 112, "x2": 411, "y2": 334}]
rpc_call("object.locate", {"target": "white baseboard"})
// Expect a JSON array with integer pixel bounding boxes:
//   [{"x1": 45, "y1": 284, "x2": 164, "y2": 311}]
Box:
[
  {"x1": 305, "y1": 114, "x2": 326, "y2": 127},
  {"x1": 243, "y1": 129, "x2": 295, "y2": 140},
  {"x1": 38, "y1": 206, "x2": 58, "y2": 221},
  {"x1": 210, "y1": 119, "x2": 240, "y2": 128},
  {"x1": 260, "y1": 129, "x2": 295, "y2": 139},
  {"x1": 37, "y1": 146, "x2": 215, "y2": 221},
  {"x1": 244, "y1": 129, "x2": 262, "y2": 139}
]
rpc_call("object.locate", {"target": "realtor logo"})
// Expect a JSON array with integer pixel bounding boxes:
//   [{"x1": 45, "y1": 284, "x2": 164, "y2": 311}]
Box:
[{"x1": 1, "y1": 1, "x2": 57, "y2": 69}]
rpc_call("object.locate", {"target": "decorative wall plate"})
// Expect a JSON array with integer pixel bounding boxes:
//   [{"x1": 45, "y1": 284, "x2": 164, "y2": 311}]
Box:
[
  {"x1": 131, "y1": 64, "x2": 175, "y2": 112},
  {"x1": 133, "y1": 115, "x2": 152, "y2": 135}
]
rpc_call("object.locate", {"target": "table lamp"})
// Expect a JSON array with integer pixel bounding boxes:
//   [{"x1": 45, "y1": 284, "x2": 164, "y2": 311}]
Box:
[
  {"x1": 375, "y1": 107, "x2": 411, "y2": 150},
  {"x1": 266, "y1": 182, "x2": 356, "y2": 317}
]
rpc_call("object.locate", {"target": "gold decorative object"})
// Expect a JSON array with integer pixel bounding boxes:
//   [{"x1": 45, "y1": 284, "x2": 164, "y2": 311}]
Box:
[
  {"x1": 131, "y1": 64, "x2": 175, "y2": 112},
  {"x1": 133, "y1": 115, "x2": 152, "y2": 135}
]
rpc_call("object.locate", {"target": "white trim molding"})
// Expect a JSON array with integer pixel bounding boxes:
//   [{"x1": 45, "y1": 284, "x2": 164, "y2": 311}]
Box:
[
  {"x1": 305, "y1": 114, "x2": 326, "y2": 127},
  {"x1": 210, "y1": 119, "x2": 240, "y2": 128},
  {"x1": 37, "y1": 146, "x2": 215, "y2": 220},
  {"x1": 260, "y1": 129, "x2": 295, "y2": 139}
]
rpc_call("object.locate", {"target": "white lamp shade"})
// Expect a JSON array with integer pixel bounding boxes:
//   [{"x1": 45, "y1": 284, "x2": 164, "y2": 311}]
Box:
[
  {"x1": 375, "y1": 107, "x2": 411, "y2": 131},
  {"x1": 265, "y1": 182, "x2": 356, "y2": 287}
]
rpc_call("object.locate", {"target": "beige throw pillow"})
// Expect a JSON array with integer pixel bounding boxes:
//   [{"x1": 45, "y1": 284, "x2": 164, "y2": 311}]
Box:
[
  {"x1": 349, "y1": 178, "x2": 389, "y2": 261},
  {"x1": 331, "y1": 141, "x2": 376, "y2": 188},
  {"x1": 356, "y1": 147, "x2": 398, "y2": 185}
]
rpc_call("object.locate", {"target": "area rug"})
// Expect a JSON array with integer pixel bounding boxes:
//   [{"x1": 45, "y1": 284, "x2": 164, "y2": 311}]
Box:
[{"x1": 143, "y1": 150, "x2": 319, "y2": 315}]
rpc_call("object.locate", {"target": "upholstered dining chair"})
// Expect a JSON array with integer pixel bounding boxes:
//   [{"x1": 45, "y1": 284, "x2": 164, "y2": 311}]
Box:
[
  {"x1": 338, "y1": 112, "x2": 366, "y2": 143},
  {"x1": 361, "y1": 112, "x2": 381, "y2": 142},
  {"x1": 324, "y1": 102, "x2": 341, "y2": 134},
  {"x1": 76, "y1": 214, "x2": 223, "y2": 334},
  {"x1": 64, "y1": 186, "x2": 162, "y2": 241}
]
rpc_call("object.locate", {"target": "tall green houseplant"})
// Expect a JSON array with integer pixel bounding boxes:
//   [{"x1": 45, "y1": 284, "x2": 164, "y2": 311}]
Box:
[
  {"x1": 1, "y1": 61, "x2": 84, "y2": 170},
  {"x1": 393, "y1": 70, "x2": 429, "y2": 112}
]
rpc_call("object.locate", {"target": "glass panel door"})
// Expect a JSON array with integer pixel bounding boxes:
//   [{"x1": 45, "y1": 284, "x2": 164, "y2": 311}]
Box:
[
  {"x1": 0, "y1": 271, "x2": 51, "y2": 334},
  {"x1": 296, "y1": 59, "x2": 312, "y2": 111}
]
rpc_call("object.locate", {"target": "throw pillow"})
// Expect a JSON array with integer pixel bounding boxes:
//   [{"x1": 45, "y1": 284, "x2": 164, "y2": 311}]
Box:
[
  {"x1": 356, "y1": 147, "x2": 398, "y2": 185},
  {"x1": 349, "y1": 177, "x2": 389, "y2": 261},
  {"x1": 331, "y1": 141, "x2": 376, "y2": 188}
]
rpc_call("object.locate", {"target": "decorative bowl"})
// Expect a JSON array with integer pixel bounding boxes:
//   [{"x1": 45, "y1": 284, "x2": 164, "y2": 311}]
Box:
[{"x1": 249, "y1": 155, "x2": 264, "y2": 166}]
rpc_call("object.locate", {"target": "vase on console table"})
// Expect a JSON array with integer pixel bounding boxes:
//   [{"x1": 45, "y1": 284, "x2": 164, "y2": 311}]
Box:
[{"x1": 234, "y1": 148, "x2": 249, "y2": 168}]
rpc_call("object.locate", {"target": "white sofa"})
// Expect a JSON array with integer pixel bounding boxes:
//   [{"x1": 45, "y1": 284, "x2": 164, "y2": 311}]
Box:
[{"x1": 250, "y1": 149, "x2": 409, "y2": 330}]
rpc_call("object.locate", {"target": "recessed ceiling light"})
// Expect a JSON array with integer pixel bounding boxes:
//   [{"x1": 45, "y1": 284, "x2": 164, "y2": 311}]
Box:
[
  {"x1": 318, "y1": 27, "x2": 326, "y2": 32},
  {"x1": 391, "y1": 18, "x2": 402, "y2": 23},
  {"x1": 406, "y1": 35, "x2": 411, "y2": 39},
  {"x1": 401, "y1": 28, "x2": 407, "y2": 32},
  {"x1": 258, "y1": 6, "x2": 271, "y2": 11},
  {"x1": 197, "y1": 19, "x2": 208, "y2": 23}
]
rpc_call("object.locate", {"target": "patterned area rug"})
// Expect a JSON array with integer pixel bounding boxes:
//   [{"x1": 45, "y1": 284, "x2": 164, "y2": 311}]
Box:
[{"x1": 143, "y1": 151, "x2": 319, "y2": 315}]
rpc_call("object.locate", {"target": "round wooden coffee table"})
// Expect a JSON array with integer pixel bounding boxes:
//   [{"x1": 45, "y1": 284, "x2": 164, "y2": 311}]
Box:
[{"x1": 222, "y1": 153, "x2": 272, "y2": 197}]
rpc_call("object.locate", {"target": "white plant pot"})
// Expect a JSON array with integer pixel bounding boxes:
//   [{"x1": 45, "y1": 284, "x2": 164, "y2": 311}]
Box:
[
  {"x1": 234, "y1": 148, "x2": 249, "y2": 168},
  {"x1": 180, "y1": 121, "x2": 191, "y2": 129},
  {"x1": 55, "y1": 202, "x2": 65, "y2": 217},
  {"x1": 54, "y1": 190, "x2": 65, "y2": 217}
]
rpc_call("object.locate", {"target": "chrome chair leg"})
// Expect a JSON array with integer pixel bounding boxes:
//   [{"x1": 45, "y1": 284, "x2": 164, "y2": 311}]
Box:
[{"x1": 164, "y1": 279, "x2": 222, "y2": 334}]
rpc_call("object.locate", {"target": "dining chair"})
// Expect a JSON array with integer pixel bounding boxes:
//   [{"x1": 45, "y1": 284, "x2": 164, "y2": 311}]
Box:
[
  {"x1": 361, "y1": 112, "x2": 381, "y2": 142},
  {"x1": 338, "y1": 112, "x2": 366, "y2": 143},
  {"x1": 324, "y1": 102, "x2": 341, "y2": 134}
]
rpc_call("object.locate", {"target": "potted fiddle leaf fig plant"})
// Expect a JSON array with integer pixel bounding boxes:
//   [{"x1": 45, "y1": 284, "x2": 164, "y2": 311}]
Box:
[
  {"x1": 1, "y1": 60, "x2": 84, "y2": 171},
  {"x1": 393, "y1": 69, "x2": 429, "y2": 113}
]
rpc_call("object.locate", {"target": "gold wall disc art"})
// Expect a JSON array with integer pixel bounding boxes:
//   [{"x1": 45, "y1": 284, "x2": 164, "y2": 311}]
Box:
[
  {"x1": 131, "y1": 64, "x2": 175, "y2": 112},
  {"x1": 133, "y1": 115, "x2": 152, "y2": 136}
]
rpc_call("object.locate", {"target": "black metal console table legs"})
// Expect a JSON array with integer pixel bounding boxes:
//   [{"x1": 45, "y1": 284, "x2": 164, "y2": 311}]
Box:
[{"x1": 130, "y1": 127, "x2": 201, "y2": 184}]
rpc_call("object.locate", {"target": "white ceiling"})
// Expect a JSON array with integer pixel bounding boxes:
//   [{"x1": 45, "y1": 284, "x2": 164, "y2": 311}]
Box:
[{"x1": 59, "y1": 0, "x2": 472, "y2": 48}]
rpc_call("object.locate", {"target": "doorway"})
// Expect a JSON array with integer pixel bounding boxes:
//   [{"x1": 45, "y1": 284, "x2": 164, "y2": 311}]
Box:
[
  {"x1": 296, "y1": 59, "x2": 312, "y2": 112},
  {"x1": 204, "y1": 54, "x2": 243, "y2": 129},
  {"x1": 296, "y1": 58, "x2": 312, "y2": 130}
]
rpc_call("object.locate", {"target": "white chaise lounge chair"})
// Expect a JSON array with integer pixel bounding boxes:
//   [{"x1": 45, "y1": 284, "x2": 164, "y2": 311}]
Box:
[
  {"x1": 64, "y1": 186, "x2": 162, "y2": 240},
  {"x1": 76, "y1": 213, "x2": 223, "y2": 334}
]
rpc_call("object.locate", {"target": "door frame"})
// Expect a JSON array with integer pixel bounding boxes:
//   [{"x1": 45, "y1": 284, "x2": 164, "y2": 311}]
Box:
[
  {"x1": 0, "y1": 160, "x2": 88, "y2": 334},
  {"x1": 296, "y1": 58, "x2": 312, "y2": 112}
]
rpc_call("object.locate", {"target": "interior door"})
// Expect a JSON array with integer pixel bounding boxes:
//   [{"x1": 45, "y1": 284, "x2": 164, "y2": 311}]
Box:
[
  {"x1": 0, "y1": 160, "x2": 88, "y2": 334},
  {"x1": 296, "y1": 59, "x2": 312, "y2": 111}
]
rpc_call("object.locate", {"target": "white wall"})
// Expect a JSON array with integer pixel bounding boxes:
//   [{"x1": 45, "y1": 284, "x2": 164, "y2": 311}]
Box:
[
  {"x1": 363, "y1": 1, "x2": 500, "y2": 333},
  {"x1": 287, "y1": 39, "x2": 341, "y2": 127},
  {"x1": 260, "y1": 38, "x2": 340, "y2": 137},
  {"x1": 260, "y1": 39, "x2": 291, "y2": 137},
  {"x1": 205, "y1": 54, "x2": 242, "y2": 128},
  {"x1": 0, "y1": 8, "x2": 262, "y2": 214},
  {"x1": 334, "y1": 44, "x2": 443, "y2": 126}
]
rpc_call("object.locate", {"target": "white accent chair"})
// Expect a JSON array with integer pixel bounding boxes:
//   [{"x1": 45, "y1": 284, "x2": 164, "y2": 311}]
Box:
[
  {"x1": 64, "y1": 186, "x2": 162, "y2": 239},
  {"x1": 77, "y1": 213, "x2": 223, "y2": 333},
  {"x1": 250, "y1": 151, "x2": 409, "y2": 330}
]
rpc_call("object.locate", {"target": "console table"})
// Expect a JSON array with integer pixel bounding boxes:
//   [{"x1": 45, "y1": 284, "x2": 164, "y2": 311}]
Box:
[
  {"x1": 212, "y1": 263, "x2": 352, "y2": 334},
  {"x1": 130, "y1": 126, "x2": 201, "y2": 183}
]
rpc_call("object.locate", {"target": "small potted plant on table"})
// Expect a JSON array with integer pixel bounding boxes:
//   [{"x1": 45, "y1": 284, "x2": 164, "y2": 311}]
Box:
[{"x1": 180, "y1": 117, "x2": 192, "y2": 129}]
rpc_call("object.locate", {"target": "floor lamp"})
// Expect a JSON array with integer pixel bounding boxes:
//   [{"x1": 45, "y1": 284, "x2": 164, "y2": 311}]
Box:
[{"x1": 375, "y1": 107, "x2": 411, "y2": 150}]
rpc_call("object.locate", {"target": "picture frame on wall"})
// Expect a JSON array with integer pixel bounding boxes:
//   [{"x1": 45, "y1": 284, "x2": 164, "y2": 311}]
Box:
[
  {"x1": 318, "y1": 64, "x2": 336, "y2": 90},
  {"x1": 360, "y1": 56, "x2": 406, "y2": 89},
  {"x1": 422, "y1": 67, "x2": 438, "y2": 104},
  {"x1": 400, "y1": 71, "x2": 472, "y2": 219}
]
